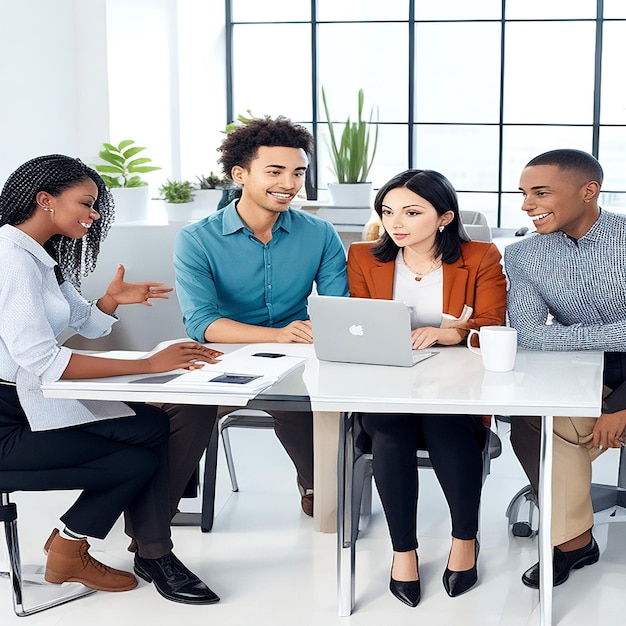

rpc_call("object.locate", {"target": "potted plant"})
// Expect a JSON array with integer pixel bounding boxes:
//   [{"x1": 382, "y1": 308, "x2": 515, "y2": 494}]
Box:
[
  {"x1": 193, "y1": 172, "x2": 228, "y2": 210},
  {"x1": 196, "y1": 172, "x2": 225, "y2": 189},
  {"x1": 159, "y1": 180, "x2": 195, "y2": 221},
  {"x1": 93, "y1": 139, "x2": 161, "y2": 222},
  {"x1": 321, "y1": 87, "x2": 379, "y2": 206}
]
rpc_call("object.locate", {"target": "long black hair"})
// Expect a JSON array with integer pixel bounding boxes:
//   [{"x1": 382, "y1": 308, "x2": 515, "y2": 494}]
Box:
[
  {"x1": 0, "y1": 154, "x2": 114, "y2": 289},
  {"x1": 370, "y1": 169, "x2": 469, "y2": 264}
]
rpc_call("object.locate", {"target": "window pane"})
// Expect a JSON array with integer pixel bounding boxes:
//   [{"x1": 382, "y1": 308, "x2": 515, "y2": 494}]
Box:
[
  {"x1": 232, "y1": 25, "x2": 311, "y2": 121},
  {"x1": 604, "y1": 1, "x2": 626, "y2": 18},
  {"x1": 598, "y1": 126, "x2": 626, "y2": 191},
  {"x1": 415, "y1": 22, "x2": 501, "y2": 123},
  {"x1": 600, "y1": 22, "x2": 626, "y2": 124},
  {"x1": 318, "y1": 23, "x2": 408, "y2": 123},
  {"x1": 318, "y1": 0, "x2": 408, "y2": 22},
  {"x1": 500, "y1": 192, "x2": 531, "y2": 229},
  {"x1": 505, "y1": 0, "x2": 595, "y2": 19},
  {"x1": 231, "y1": 0, "x2": 310, "y2": 22},
  {"x1": 456, "y1": 193, "x2": 499, "y2": 227},
  {"x1": 415, "y1": 0, "x2": 501, "y2": 20},
  {"x1": 413, "y1": 125, "x2": 500, "y2": 191},
  {"x1": 600, "y1": 193, "x2": 626, "y2": 214},
  {"x1": 501, "y1": 125, "x2": 592, "y2": 191},
  {"x1": 317, "y1": 123, "x2": 407, "y2": 190},
  {"x1": 503, "y1": 22, "x2": 595, "y2": 124}
]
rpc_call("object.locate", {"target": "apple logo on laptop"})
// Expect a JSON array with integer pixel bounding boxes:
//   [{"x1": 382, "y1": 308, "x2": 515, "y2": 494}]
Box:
[{"x1": 349, "y1": 324, "x2": 364, "y2": 336}]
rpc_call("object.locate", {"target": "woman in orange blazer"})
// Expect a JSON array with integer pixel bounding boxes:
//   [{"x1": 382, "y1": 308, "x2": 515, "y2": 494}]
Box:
[{"x1": 347, "y1": 169, "x2": 506, "y2": 607}]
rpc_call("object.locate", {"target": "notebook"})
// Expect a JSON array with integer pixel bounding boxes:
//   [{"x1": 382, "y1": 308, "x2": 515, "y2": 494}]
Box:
[{"x1": 308, "y1": 295, "x2": 438, "y2": 367}]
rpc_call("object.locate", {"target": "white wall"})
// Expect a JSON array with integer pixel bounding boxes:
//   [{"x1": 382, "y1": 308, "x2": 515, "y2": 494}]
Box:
[
  {"x1": 0, "y1": 0, "x2": 227, "y2": 188},
  {"x1": 0, "y1": 0, "x2": 109, "y2": 185}
]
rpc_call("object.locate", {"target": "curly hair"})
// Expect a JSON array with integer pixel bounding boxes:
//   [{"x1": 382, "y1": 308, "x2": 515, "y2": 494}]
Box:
[
  {"x1": 0, "y1": 154, "x2": 115, "y2": 289},
  {"x1": 217, "y1": 116, "x2": 314, "y2": 179},
  {"x1": 371, "y1": 169, "x2": 470, "y2": 264}
]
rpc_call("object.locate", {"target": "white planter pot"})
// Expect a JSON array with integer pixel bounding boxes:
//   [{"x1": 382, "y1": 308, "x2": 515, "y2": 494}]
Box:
[
  {"x1": 193, "y1": 188, "x2": 224, "y2": 210},
  {"x1": 110, "y1": 186, "x2": 151, "y2": 223},
  {"x1": 328, "y1": 182, "x2": 373, "y2": 207},
  {"x1": 164, "y1": 201, "x2": 194, "y2": 222}
]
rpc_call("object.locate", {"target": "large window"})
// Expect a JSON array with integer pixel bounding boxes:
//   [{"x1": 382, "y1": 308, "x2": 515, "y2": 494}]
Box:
[{"x1": 226, "y1": 0, "x2": 626, "y2": 227}]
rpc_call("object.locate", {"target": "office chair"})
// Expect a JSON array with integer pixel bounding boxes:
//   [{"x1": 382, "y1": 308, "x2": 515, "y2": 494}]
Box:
[
  {"x1": 0, "y1": 484, "x2": 96, "y2": 616},
  {"x1": 459, "y1": 210, "x2": 492, "y2": 242},
  {"x1": 337, "y1": 412, "x2": 502, "y2": 615},
  {"x1": 171, "y1": 409, "x2": 276, "y2": 532},
  {"x1": 506, "y1": 445, "x2": 626, "y2": 538},
  {"x1": 219, "y1": 409, "x2": 275, "y2": 492}
]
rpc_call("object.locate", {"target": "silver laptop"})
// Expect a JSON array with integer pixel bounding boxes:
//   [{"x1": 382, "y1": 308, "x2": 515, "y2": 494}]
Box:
[{"x1": 308, "y1": 295, "x2": 438, "y2": 367}]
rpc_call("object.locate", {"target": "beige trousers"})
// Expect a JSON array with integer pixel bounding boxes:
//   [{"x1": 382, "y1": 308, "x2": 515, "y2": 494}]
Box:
[{"x1": 511, "y1": 415, "x2": 605, "y2": 546}]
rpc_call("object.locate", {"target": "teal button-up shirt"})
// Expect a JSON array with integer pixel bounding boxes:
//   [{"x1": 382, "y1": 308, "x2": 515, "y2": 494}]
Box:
[{"x1": 174, "y1": 201, "x2": 349, "y2": 342}]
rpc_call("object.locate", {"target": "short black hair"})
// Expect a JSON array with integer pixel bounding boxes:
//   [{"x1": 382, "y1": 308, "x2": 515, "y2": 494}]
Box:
[
  {"x1": 217, "y1": 116, "x2": 314, "y2": 179},
  {"x1": 526, "y1": 149, "x2": 603, "y2": 185},
  {"x1": 371, "y1": 169, "x2": 469, "y2": 264},
  {"x1": 0, "y1": 154, "x2": 114, "y2": 289}
]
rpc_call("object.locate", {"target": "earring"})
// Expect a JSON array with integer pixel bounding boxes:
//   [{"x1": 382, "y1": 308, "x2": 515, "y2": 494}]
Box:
[
  {"x1": 38, "y1": 203, "x2": 52, "y2": 212},
  {"x1": 438, "y1": 225, "x2": 445, "y2": 233}
]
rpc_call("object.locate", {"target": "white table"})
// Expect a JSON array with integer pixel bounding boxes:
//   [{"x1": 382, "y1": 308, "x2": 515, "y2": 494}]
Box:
[
  {"x1": 43, "y1": 344, "x2": 603, "y2": 625},
  {"x1": 303, "y1": 347, "x2": 603, "y2": 623}
]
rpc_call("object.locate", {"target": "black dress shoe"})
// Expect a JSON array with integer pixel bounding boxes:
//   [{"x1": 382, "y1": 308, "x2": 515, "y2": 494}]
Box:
[
  {"x1": 134, "y1": 552, "x2": 220, "y2": 604},
  {"x1": 442, "y1": 539, "x2": 479, "y2": 598},
  {"x1": 389, "y1": 577, "x2": 421, "y2": 607},
  {"x1": 521, "y1": 536, "x2": 599, "y2": 589}
]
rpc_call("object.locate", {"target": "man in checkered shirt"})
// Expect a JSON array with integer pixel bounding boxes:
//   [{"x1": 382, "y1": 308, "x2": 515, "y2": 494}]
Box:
[{"x1": 505, "y1": 148, "x2": 626, "y2": 589}]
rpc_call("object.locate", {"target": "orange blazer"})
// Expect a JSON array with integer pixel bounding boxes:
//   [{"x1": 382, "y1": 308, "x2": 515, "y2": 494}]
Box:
[{"x1": 347, "y1": 240, "x2": 506, "y2": 335}]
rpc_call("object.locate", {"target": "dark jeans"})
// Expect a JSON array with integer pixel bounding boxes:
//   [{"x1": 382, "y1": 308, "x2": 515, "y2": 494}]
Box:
[
  {"x1": 359, "y1": 412, "x2": 487, "y2": 552},
  {"x1": 163, "y1": 402, "x2": 314, "y2": 513},
  {"x1": 0, "y1": 384, "x2": 172, "y2": 559}
]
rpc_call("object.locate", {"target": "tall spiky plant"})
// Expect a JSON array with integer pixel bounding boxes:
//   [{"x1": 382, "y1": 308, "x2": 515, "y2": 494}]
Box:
[{"x1": 321, "y1": 87, "x2": 379, "y2": 184}]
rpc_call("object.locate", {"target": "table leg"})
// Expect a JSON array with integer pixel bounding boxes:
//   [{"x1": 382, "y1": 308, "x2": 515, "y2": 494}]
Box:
[
  {"x1": 539, "y1": 414, "x2": 554, "y2": 626},
  {"x1": 313, "y1": 411, "x2": 340, "y2": 533},
  {"x1": 337, "y1": 411, "x2": 355, "y2": 616}
]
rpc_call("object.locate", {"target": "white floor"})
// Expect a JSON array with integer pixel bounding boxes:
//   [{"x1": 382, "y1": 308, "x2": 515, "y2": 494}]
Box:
[{"x1": 2, "y1": 421, "x2": 625, "y2": 626}]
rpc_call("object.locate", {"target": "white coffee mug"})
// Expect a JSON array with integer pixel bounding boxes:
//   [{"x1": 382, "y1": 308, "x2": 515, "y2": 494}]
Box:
[{"x1": 467, "y1": 326, "x2": 518, "y2": 372}]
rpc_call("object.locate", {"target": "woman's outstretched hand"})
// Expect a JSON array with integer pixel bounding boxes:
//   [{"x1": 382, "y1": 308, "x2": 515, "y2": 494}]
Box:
[
  {"x1": 98, "y1": 264, "x2": 174, "y2": 313},
  {"x1": 147, "y1": 342, "x2": 223, "y2": 373}
]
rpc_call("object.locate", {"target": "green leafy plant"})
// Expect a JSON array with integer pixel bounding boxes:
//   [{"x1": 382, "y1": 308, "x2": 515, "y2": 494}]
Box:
[
  {"x1": 159, "y1": 180, "x2": 195, "y2": 204},
  {"x1": 321, "y1": 87, "x2": 379, "y2": 184},
  {"x1": 196, "y1": 172, "x2": 225, "y2": 189},
  {"x1": 93, "y1": 139, "x2": 161, "y2": 188},
  {"x1": 223, "y1": 109, "x2": 256, "y2": 134}
]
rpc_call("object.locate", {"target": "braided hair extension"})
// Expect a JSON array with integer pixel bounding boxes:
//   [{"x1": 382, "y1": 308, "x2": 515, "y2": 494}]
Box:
[{"x1": 0, "y1": 154, "x2": 115, "y2": 290}]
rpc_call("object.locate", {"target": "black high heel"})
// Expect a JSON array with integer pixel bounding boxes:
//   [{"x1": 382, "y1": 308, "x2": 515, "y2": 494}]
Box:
[
  {"x1": 442, "y1": 539, "x2": 479, "y2": 598},
  {"x1": 389, "y1": 551, "x2": 420, "y2": 607}
]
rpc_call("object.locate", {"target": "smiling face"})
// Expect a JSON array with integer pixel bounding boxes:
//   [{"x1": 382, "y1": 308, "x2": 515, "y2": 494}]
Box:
[
  {"x1": 231, "y1": 145, "x2": 308, "y2": 216},
  {"x1": 37, "y1": 178, "x2": 100, "y2": 239},
  {"x1": 380, "y1": 186, "x2": 453, "y2": 252},
  {"x1": 518, "y1": 164, "x2": 600, "y2": 239}
]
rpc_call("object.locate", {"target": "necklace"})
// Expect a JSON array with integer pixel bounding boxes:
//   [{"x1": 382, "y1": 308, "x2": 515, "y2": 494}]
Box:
[{"x1": 402, "y1": 251, "x2": 442, "y2": 282}]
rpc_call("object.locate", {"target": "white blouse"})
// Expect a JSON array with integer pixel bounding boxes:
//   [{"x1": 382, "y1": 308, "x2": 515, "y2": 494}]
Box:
[
  {"x1": 393, "y1": 250, "x2": 443, "y2": 330},
  {"x1": 0, "y1": 225, "x2": 134, "y2": 431}
]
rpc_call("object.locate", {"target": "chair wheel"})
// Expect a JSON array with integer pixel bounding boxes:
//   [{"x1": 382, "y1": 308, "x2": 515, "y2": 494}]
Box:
[{"x1": 512, "y1": 521, "x2": 533, "y2": 537}]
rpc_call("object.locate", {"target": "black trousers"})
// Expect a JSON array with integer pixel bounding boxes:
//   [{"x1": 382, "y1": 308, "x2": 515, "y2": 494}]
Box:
[
  {"x1": 0, "y1": 385, "x2": 172, "y2": 559},
  {"x1": 359, "y1": 412, "x2": 487, "y2": 552},
  {"x1": 163, "y1": 402, "x2": 314, "y2": 513}
]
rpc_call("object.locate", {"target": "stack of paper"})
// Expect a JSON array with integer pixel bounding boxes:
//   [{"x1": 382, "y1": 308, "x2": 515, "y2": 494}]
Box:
[{"x1": 49, "y1": 343, "x2": 307, "y2": 396}]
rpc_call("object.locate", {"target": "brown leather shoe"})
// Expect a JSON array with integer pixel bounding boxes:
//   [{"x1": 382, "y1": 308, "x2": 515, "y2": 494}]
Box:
[
  {"x1": 44, "y1": 528, "x2": 138, "y2": 592},
  {"x1": 301, "y1": 491, "x2": 314, "y2": 517}
]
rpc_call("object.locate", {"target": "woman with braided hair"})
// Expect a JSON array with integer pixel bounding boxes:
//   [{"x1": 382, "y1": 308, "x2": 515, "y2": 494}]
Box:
[{"x1": 0, "y1": 155, "x2": 222, "y2": 604}]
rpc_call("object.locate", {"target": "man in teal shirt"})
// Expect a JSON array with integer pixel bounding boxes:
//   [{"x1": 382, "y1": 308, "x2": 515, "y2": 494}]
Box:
[{"x1": 165, "y1": 117, "x2": 348, "y2": 518}]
